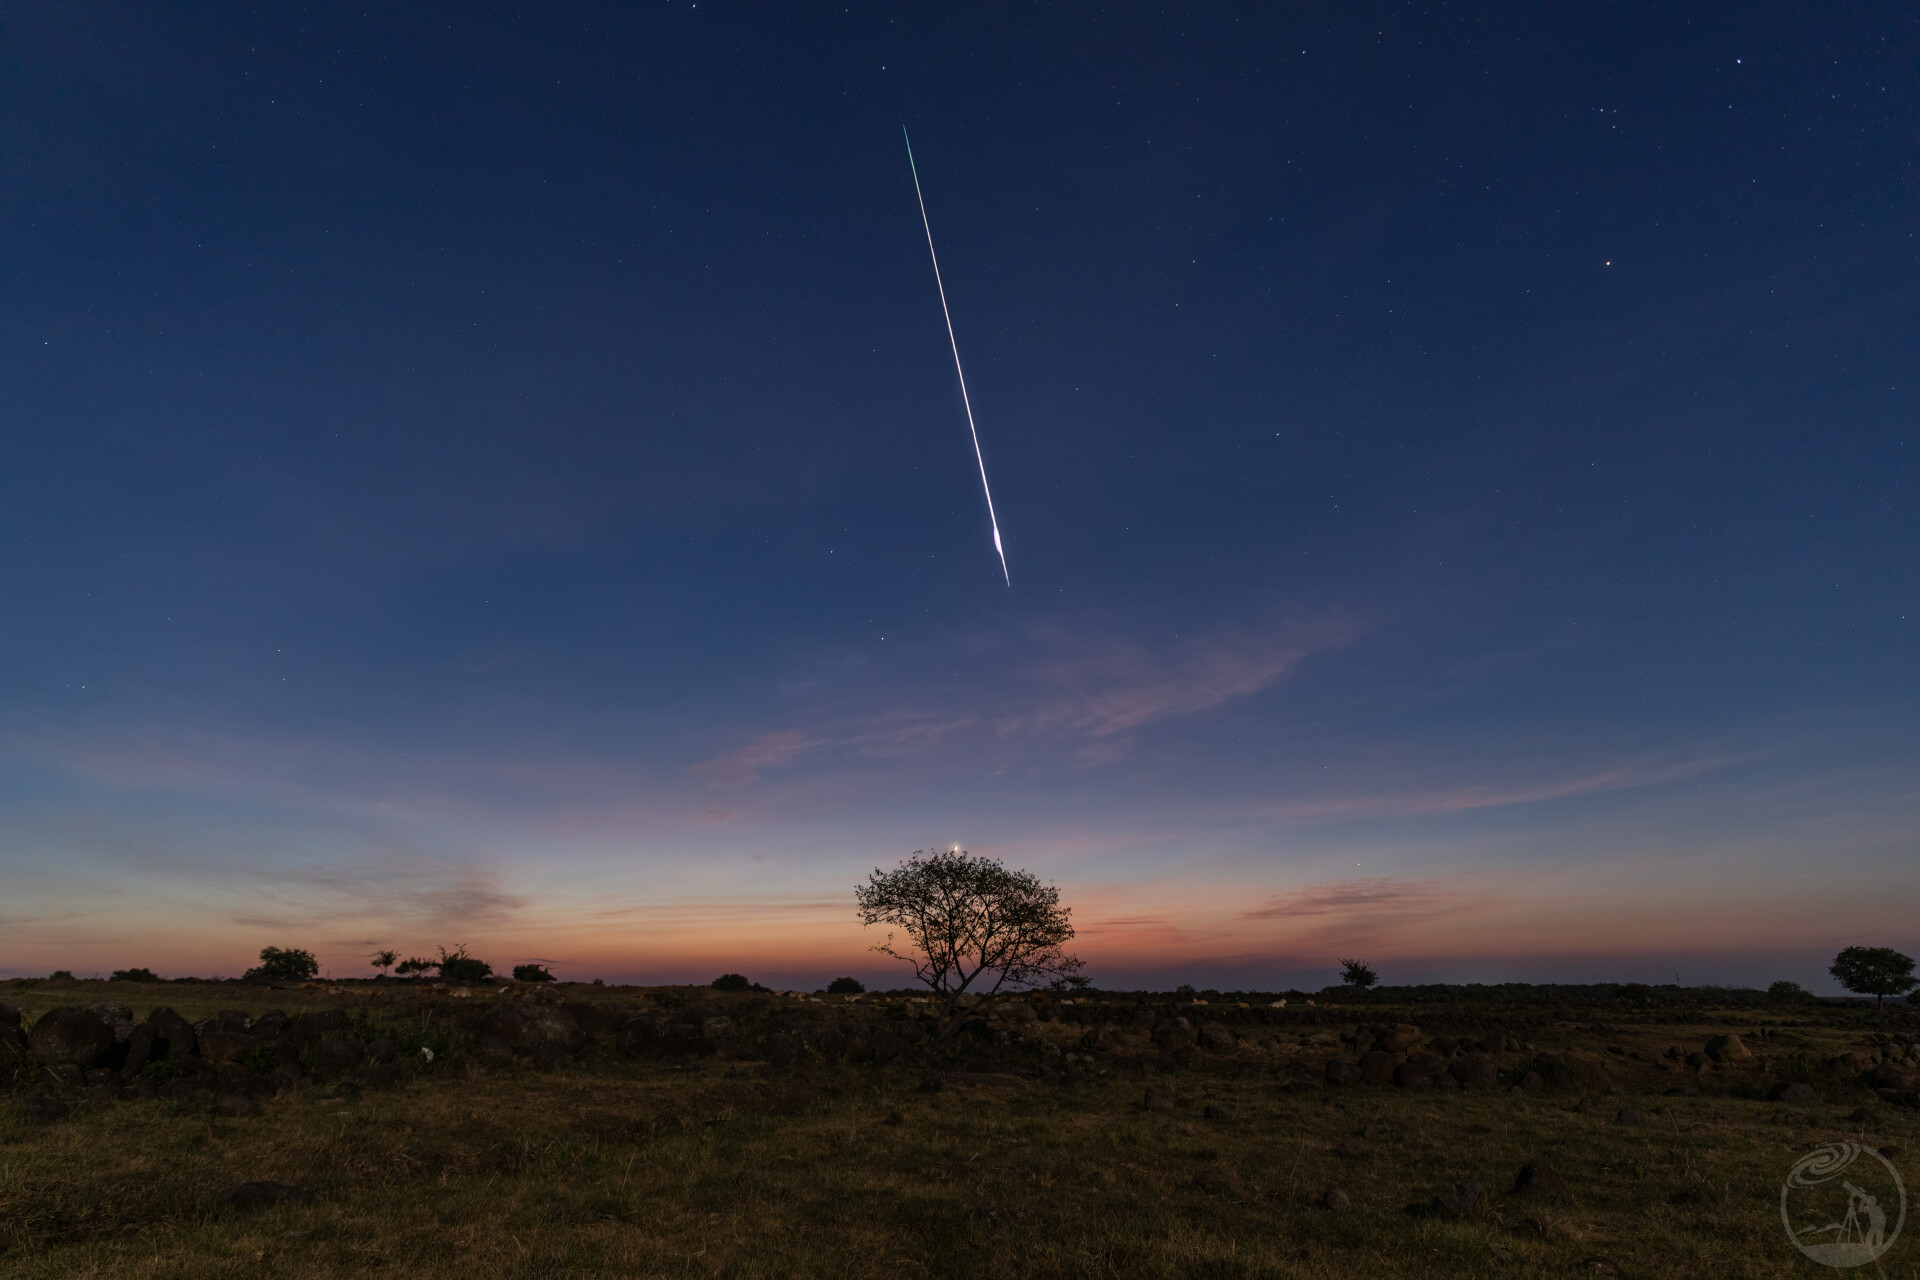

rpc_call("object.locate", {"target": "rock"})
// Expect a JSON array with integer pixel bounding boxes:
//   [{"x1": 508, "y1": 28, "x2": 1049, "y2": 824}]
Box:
[
  {"x1": 251, "y1": 1010, "x2": 291, "y2": 1040},
  {"x1": 476, "y1": 1038, "x2": 514, "y2": 1068},
  {"x1": 532, "y1": 1043, "x2": 571, "y2": 1071},
  {"x1": 0, "y1": 1002, "x2": 18, "y2": 1031},
  {"x1": 1407, "y1": 1050, "x2": 1447, "y2": 1075},
  {"x1": 221, "y1": 1181, "x2": 313, "y2": 1210},
  {"x1": 358, "y1": 1063, "x2": 403, "y2": 1089},
  {"x1": 618, "y1": 1017, "x2": 701, "y2": 1059},
  {"x1": 29, "y1": 1007, "x2": 117, "y2": 1068},
  {"x1": 1153, "y1": 1024, "x2": 1195, "y2": 1052},
  {"x1": 1433, "y1": 1179, "x2": 1487, "y2": 1218},
  {"x1": 122, "y1": 1008, "x2": 198, "y2": 1077},
  {"x1": 479, "y1": 1003, "x2": 586, "y2": 1056},
  {"x1": 27, "y1": 1098, "x2": 75, "y2": 1122},
  {"x1": 1705, "y1": 1034, "x2": 1751, "y2": 1062},
  {"x1": 998, "y1": 1002, "x2": 1038, "y2": 1024},
  {"x1": 869, "y1": 1028, "x2": 906, "y2": 1064},
  {"x1": 1616, "y1": 1107, "x2": 1649, "y2": 1126},
  {"x1": 216, "y1": 1093, "x2": 259, "y2": 1116},
  {"x1": 1393, "y1": 1064, "x2": 1432, "y2": 1089},
  {"x1": 953, "y1": 993, "x2": 982, "y2": 1010},
  {"x1": 1323, "y1": 1188, "x2": 1352, "y2": 1211},
  {"x1": 1514, "y1": 1157, "x2": 1568, "y2": 1198},
  {"x1": 1519, "y1": 1071, "x2": 1544, "y2": 1093},
  {"x1": 84, "y1": 1002, "x2": 135, "y2": 1042},
  {"x1": 1357, "y1": 1050, "x2": 1396, "y2": 1086},
  {"x1": 287, "y1": 1010, "x2": 350, "y2": 1045},
  {"x1": 701, "y1": 1016, "x2": 737, "y2": 1044},
  {"x1": 1430, "y1": 1035, "x2": 1459, "y2": 1057},
  {"x1": 203, "y1": 1009, "x2": 252, "y2": 1034},
  {"x1": 1203, "y1": 1103, "x2": 1236, "y2": 1122},
  {"x1": 1080, "y1": 1027, "x2": 1115, "y2": 1052},
  {"x1": 366, "y1": 1037, "x2": 397, "y2": 1065},
  {"x1": 763, "y1": 1031, "x2": 802, "y2": 1068},
  {"x1": 1143, "y1": 1087, "x2": 1176, "y2": 1111},
  {"x1": 161, "y1": 1078, "x2": 215, "y2": 1103},
  {"x1": 196, "y1": 1031, "x2": 258, "y2": 1065},
  {"x1": 1770, "y1": 1081, "x2": 1818, "y2": 1103},
  {"x1": 1684, "y1": 1051, "x2": 1709, "y2": 1069},
  {"x1": 1378, "y1": 1024, "x2": 1422, "y2": 1053},
  {"x1": 1871, "y1": 1062, "x2": 1920, "y2": 1090},
  {"x1": 1198, "y1": 1022, "x2": 1237, "y2": 1053},
  {"x1": 1324, "y1": 1059, "x2": 1360, "y2": 1085},
  {"x1": 1192, "y1": 1168, "x2": 1231, "y2": 1194},
  {"x1": 1449, "y1": 1055, "x2": 1500, "y2": 1091},
  {"x1": 311, "y1": 1036, "x2": 365, "y2": 1074}
]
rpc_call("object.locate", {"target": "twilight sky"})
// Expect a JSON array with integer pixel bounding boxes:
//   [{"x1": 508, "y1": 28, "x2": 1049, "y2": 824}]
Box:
[{"x1": 3, "y1": 4, "x2": 1916, "y2": 991}]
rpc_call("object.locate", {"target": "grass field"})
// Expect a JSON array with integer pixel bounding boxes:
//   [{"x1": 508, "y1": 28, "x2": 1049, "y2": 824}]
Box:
[{"x1": 3, "y1": 978, "x2": 1916, "y2": 1278}]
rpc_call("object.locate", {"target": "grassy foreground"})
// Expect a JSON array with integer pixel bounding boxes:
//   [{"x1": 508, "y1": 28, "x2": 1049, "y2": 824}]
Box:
[{"x1": 3, "y1": 979, "x2": 1917, "y2": 1279}]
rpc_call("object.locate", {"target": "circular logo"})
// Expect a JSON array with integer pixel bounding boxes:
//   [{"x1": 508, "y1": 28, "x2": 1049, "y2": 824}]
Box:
[{"x1": 1781, "y1": 1143, "x2": 1905, "y2": 1267}]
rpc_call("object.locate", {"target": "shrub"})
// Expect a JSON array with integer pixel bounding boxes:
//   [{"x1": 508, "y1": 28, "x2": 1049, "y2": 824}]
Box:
[
  {"x1": 1338, "y1": 959, "x2": 1379, "y2": 989},
  {"x1": 394, "y1": 956, "x2": 433, "y2": 976},
  {"x1": 48, "y1": 970, "x2": 74, "y2": 981},
  {"x1": 244, "y1": 946, "x2": 319, "y2": 983},
  {"x1": 827, "y1": 976, "x2": 865, "y2": 994},
  {"x1": 1768, "y1": 979, "x2": 1812, "y2": 1003},
  {"x1": 434, "y1": 945, "x2": 492, "y2": 984},
  {"x1": 512, "y1": 963, "x2": 555, "y2": 983},
  {"x1": 712, "y1": 973, "x2": 751, "y2": 992},
  {"x1": 111, "y1": 967, "x2": 161, "y2": 983}
]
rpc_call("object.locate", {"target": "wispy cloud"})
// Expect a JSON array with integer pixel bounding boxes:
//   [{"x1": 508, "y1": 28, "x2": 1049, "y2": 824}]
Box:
[
  {"x1": 1240, "y1": 877, "x2": 1462, "y2": 921},
  {"x1": 691, "y1": 730, "x2": 825, "y2": 785}
]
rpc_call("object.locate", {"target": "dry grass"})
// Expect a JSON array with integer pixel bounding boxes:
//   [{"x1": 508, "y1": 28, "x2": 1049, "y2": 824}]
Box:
[{"x1": 3, "y1": 982, "x2": 1916, "y2": 1278}]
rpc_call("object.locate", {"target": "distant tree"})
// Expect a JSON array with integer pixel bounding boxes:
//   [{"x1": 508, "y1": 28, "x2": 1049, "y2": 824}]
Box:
[
  {"x1": 111, "y1": 967, "x2": 161, "y2": 983},
  {"x1": 434, "y1": 945, "x2": 492, "y2": 984},
  {"x1": 855, "y1": 848, "x2": 1083, "y2": 996},
  {"x1": 394, "y1": 956, "x2": 433, "y2": 977},
  {"x1": 245, "y1": 946, "x2": 319, "y2": 984},
  {"x1": 1048, "y1": 973, "x2": 1092, "y2": 993},
  {"x1": 370, "y1": 949, "x2": 398, "y2": 977},
  {"x1": 1829, "y1": 947, "x2": 1918, "y2": 1008},
  {"x1": 1338, "y1": 958, "x2": 1379, "y2": 990},
  {"x1": 826, "y1": 976, "x2": 865, "y2": 994},
  {"x1": 712, "y1": 973, "x2": 751, "y2": 992},
  {"x1": 48, "y1": 970, "x2": 74, "y2": 981},
  {"x1": 513, "y1": 963, "x2": 556, "y2": 983},
  {"x1": 1175, "y1": 983, "x2": 1197, "y2": 998},
  {"x1": 1768, "y1": 979, "x2": 1812, "y2": 1003}
]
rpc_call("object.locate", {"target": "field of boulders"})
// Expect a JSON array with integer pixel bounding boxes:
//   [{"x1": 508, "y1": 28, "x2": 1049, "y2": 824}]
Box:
[
  {"x1": 8, "y1": 979, "x2": 1919, "y2": 1121},
  {"x1": 4, "y1": 979, "x2": 1917, "y2": 1279}
]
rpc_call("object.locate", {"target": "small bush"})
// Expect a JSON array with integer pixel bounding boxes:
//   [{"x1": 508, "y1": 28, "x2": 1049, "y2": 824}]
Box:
[
  {"x1": 244, "y1": 946, "x2": 319, "y2": 983},
  {"x1": 48, "y1": 970, "x2": 74, "y2": 981},
  {"x1": 111, "y1": 968, "x2": 161, "y2": 983},
  {"x1": 435, "y1": 945, "x2": 492, "y2": 984},
  {"x1": 512, "y1": 964, "x2": 556, "y2": 983},
  {"x1": 395, "y1": 956, "x2": 433, "y2": 976},
  {"x1": 827, "y1": 977, "x2": 865, "y2": 994},
  {"x1": 712, "y1": 973, "x2": 751, "y2": 992},
  {"x1": 1768, "y1": 979, "x2": 1812, "y2": 1003}
]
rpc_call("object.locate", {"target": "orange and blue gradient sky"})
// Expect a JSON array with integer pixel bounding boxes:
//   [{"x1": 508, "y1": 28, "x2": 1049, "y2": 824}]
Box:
[{"x1": 3, "y1": 5, "x2": 1916, "y2": 991}]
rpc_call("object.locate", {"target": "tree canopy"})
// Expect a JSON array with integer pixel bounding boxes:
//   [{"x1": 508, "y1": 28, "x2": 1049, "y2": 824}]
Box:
[
  {"x1": 1830, "y1": 946, "x2": 1918, "y2": 1007},
  {"x1": 855, "y1": 848, "x2": 1083, "y2": 996}
]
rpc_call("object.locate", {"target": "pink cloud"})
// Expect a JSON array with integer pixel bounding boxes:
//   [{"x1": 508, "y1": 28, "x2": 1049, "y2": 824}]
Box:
[{"x1": 691, "y1": 730, "x2": 825, "y2": 785}]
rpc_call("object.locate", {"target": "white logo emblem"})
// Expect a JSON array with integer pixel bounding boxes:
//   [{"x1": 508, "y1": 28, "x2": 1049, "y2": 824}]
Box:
[{"x1": 1781, "y1": 1143, "x2": 1905, "y2": 1267}]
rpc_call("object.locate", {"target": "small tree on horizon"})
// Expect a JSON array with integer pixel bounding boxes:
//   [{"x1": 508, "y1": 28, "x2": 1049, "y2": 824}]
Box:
[
  {"x1": 434, "y1": 945, "x2": 492, "y2": 984},
  {"x1": 1338, "y1": 958, "x2": 1379, "y2": 990},
  {"x1": 513, "y1": 963, "x2": 556, "y2": 983},
  {"x1": 712, "y1": 973, "x2": 751, "y2": 992},
  {"x1": 855, "y1": 848, "x2": 1083, "y2": 997},
  {"x1": 826, "y1": 976, "x2": 865, "y2": 994},
  {"x1": 1829, "y1": 946, "x2": 1917, "y2": 1008},
  {"x1": 394, "y1": 956, "x2": 433, "y2": 977},
  {"x1": 370, "y1": 949, "x2": 397, "y2": 977},
  {"x1": 245, "y1": 946, "x2": 319, "y2": 984}
]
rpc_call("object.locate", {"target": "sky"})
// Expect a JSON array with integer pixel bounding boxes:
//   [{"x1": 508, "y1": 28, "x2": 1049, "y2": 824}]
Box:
[{"x1": 2, "y1": 3, "x2": 1916, "y2": 992}]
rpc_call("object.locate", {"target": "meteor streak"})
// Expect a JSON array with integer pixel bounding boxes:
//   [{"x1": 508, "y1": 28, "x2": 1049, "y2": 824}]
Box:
[{"x1": 903, "y1": 127, "x2": 1010, "y2": 586}]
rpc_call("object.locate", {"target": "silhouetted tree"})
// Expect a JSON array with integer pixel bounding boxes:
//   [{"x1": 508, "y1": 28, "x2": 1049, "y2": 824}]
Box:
[
  {"x1": 826, "y1": 976, "x2": 865, "y2": 994},
  {"x1": 712, "y1": 973, "x2": 751, "y2": 992},
  {"x1": 370, "y1": 949, "x2": 397, "y2": 977},
  {"x1": 1830, "y1": 946, "x2": 1917, "y2": 1008},
  {"x1": 111, "y1": 967, "x2": 160, "y2": 983},
  {"x1": 434, "y1": 945, "x2": 492, "y2": 984},
  {"x1": 1338, "y1": 958, "x2": 1379, "y2": 990},
  {"x1": 855, "y1": 848, "x2": 1082, "y2": 996},
  {"x1": 245, "y1": 946, "x2": 319, "y2": 983},
  {"x1": 513, "y1": 963, "x2": 556, "y2": 983}
]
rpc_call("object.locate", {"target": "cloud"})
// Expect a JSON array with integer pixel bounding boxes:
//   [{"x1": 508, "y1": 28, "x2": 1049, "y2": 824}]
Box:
[
  {"x1": 691, "y1": 731, "x2": 825, "y2": 785},
  {"x1": 1240, "y1": 878, "x2": 1463, "y2": 921},
  {"x1": 1245, "y1": 755, "x2": 1730, "y2": 822}
]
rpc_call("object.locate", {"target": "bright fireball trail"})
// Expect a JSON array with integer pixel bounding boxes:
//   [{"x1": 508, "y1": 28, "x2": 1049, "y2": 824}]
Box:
[{"x1": 903, "y1": 126, "x2": 1010, "y2": 587}]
